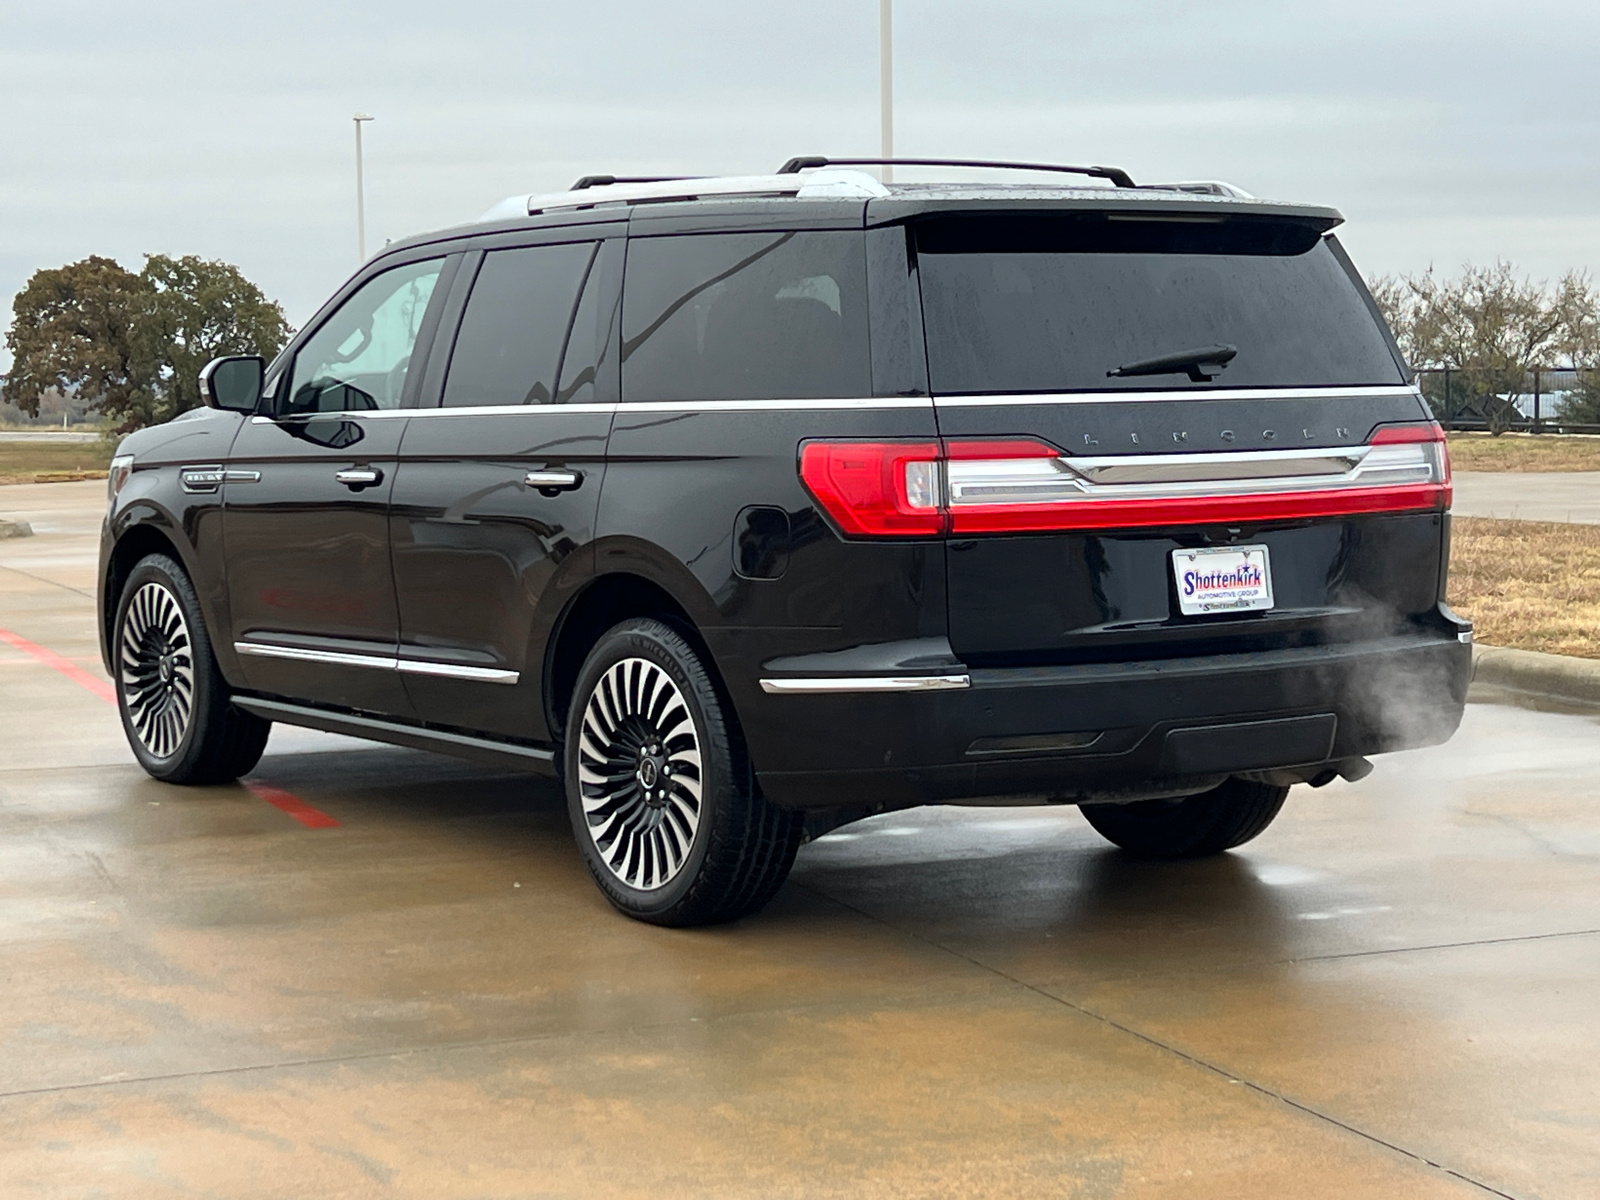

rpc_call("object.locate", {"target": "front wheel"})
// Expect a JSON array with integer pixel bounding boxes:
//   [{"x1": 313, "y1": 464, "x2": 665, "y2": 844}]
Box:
[
  {"x1": 114, "y1": 554, "x2": 271, "y2": 784},
  {"x1": 1079, "y1": 777, "x2": 1290, "y2": 859},
  {"x1": 564, "y1": 618, "x2": 802, "y2": 926}
]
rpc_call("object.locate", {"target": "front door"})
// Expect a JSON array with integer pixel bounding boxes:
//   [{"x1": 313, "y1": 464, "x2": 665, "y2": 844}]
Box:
[
  {"x1": 223, "y1": 255, "x2": 451, "y2": 715},
  {"x1": 390, "y1": 235, "x2": 621, "y2": 740}
]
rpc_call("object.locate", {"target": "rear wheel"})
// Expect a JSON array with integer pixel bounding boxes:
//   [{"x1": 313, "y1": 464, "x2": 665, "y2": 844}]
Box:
[
  {"x1": 1079, "y1": 777, "x2": 1290, "y2": 859},
  {"x1": 114, "y1": 554, "x2": 270, "y2": 784},
  {"x1": 564, "y1": 618, "x2": 802, "y2": 926}
]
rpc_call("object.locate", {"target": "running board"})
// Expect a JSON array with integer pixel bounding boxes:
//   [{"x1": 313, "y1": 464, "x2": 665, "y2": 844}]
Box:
[{"x1": 233, "y1": 697, "x2": 559, "y2": 776}]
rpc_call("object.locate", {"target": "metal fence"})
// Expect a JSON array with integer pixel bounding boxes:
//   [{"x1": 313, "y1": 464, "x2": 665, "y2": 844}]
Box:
[{"x1": 1416, "y1": 367, "x2": 1600, "y2": 434}]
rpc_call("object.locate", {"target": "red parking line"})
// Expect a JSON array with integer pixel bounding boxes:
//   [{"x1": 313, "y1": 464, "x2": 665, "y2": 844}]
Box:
[
  {"x1": 0, "y1": 626, "x2": 117, "y2": 705},
  {"x1": 244, "y1": 781, "x2": 341, "y2": 829},
  {"x1": 0, "y1": 625, "x2": 338, "y2": 828}
]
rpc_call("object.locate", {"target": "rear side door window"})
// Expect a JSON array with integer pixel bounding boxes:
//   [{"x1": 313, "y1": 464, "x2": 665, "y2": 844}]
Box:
[
  {"x1": 620, "y1": 231, "x2": 870, "y2": 403},
  {"x1": 442, "y1": 242, "x2": 598, "y2": 407}
]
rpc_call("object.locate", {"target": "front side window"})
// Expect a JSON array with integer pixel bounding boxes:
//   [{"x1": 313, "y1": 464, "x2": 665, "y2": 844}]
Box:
[
  {"x1": 442, "y1": 242, "x2": 597, "y2": 408},
  {"x1": 621, "y1": 231, "x2": 870, "y2": 403},
  {"x1": 283, "y1": 259, "x2": 443, "y2": 415}
]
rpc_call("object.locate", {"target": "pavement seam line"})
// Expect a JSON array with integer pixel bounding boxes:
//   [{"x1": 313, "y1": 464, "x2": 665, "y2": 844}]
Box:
[
  {"x1": 0, "y1": 560, "x2": 96, "y2": 600},
  {"x1": 791, "y1": 881, "x2": 1522, "y2": 1200},
  {"x1": 0, "y1": 986, "x2": 986, "y2": 1105},
  {"x1": 1274, "y1": 926, "x2": 1600, "y2": 967}
]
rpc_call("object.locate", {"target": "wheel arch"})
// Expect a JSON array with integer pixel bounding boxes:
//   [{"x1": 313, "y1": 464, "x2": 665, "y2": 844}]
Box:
[
  {"x1": 545, "y1": 568, "x2": 729, "y2": 745},
  {"x1": 100, "y1": 501, "x2": 229, "y2": 681}
]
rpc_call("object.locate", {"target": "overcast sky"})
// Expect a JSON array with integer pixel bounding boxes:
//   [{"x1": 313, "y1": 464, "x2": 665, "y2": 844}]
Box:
[{"x1": 4, "y1": 0, "x2": 1598, "y2": 366}]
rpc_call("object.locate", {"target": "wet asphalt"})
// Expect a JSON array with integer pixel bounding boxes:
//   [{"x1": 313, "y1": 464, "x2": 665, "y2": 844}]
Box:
[{"x1": 2, "y1": 480, "x2": 1597, "y2": 1199}]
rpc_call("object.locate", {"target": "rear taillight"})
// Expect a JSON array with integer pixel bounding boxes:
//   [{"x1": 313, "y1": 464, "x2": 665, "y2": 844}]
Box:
[
  {"x1": 797, "y1": 441, "x2": 945, "y2": 537},
  {"x1": 800, "y1": 424, "x2": 1451, "y2": 539},
  {"x1": 1366, "y1": 421, "x2": 1452, "y2": 508}
]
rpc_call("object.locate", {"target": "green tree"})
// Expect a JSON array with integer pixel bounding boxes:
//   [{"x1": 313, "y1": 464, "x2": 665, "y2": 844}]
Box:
[
  {"x1": 5, "y1": 254, "x2": 291, "y2": 435},
  {"x1": 3, "y1": 256, "x2": 145, "y2": 424}
]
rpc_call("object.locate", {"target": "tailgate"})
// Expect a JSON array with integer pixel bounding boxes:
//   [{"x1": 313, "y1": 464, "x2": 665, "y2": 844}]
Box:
[{"x1": 911, "y1": 209, "x2": 1449, "y2": 665}]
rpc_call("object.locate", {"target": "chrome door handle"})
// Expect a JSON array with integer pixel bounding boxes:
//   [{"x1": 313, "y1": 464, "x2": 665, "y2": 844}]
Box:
[
  {"x1": 335, "y1": 466, "x2": 383, "y2": 489},
  {"x1": 523, "y1": 469, "x2": 582, "y2": 492}
]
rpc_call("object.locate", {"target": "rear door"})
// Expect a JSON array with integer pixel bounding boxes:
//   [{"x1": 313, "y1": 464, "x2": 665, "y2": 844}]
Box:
[
  {"x1": 909, "y1": 210, "x2": 1444, "y2": 665},
  {"x1": 224, "y1": 255, "x2": 451, "y2": 714},
  {"x1": 389, "y1": 232, "x2": 622, "y2": 740}
]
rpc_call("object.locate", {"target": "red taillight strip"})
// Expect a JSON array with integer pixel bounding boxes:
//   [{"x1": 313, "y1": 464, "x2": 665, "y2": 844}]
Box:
[
  {"x1": 799, "y1": 424, "x2": 1450, "y2": 539},
  {"x1": 947, "y1": 481, "x2": 1447, "y2": 534}
]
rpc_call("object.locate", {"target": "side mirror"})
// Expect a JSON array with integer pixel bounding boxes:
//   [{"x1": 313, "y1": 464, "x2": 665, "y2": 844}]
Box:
[{"x1": 200, "y1": 356, "x2": 265, "y2": 412}]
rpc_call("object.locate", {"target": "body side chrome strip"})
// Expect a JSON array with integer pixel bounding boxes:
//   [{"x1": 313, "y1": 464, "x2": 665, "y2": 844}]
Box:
[
  {"x1": 235, "y1": 642, "x2": 398, "y2": 671},
  {"x1": 760, "y1": 674, "x2": 971, "y2": 694},
  {"x1": 396, "y1": 659, "x2": 520, "y2": 684},
  {"x1": 235, "y1": 641, "x2": 519, "y2": 684}
]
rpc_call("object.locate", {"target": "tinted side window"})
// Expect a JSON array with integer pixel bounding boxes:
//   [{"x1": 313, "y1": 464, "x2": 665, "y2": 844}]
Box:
[
  {"x1": 621, "y1": 232, "x2": 870, "y2": 403},
  {"x1": 285, "y1": 259, "x2": 443, "y2": 414},
  {"x1": 555, "y1": 240, "x2": 621, "y2": 405},
  {"x1": 442, "y1": 242, "x2": 597, "y2": 407}
]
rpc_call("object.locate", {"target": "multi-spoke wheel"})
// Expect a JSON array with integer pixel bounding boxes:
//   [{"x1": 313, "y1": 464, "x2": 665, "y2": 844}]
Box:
[
  {"x1": 577, "y1": 657, "x2": 704, "y2": 891},
  {"x1": 119, "y1": 580, "x2": 197, "y2": 760},
  {"x1": 564, "y1": 618, "x2": 803, "y2": 926},
  {"x1": 113, "y1": 554, "x2": 270, "y2": 784}
]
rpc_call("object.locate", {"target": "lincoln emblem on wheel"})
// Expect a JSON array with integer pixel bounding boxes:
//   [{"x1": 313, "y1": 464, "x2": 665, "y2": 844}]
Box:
[
  {"x1": 98, "y1": 158, "x2": 1472, "y2": 926},
  {"x1": 578, "y1": 657, "x2": 703, "y2": 891}
]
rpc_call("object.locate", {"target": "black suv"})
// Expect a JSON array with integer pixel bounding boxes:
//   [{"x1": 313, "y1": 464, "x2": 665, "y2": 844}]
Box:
[{"x1": 99, "y1": 158, "x2": 1471, "y2": 925}]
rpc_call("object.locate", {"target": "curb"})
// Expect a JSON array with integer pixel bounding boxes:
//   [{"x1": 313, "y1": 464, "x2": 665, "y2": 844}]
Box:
[
  {"x1": 1471, "y1": 644, "x2": 1600, "y2": 706},
  {"x1": 0, "y1": 519, "x2": 34, "y2": 539}
]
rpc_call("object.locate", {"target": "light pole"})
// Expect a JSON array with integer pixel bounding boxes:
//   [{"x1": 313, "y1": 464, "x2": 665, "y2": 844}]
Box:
[
  {"x1": 879, "y1": 0, "x2": 893, "y2": 182},
  {"x1": 353, "y1": 112, "x2": 374, "y2": 261}
]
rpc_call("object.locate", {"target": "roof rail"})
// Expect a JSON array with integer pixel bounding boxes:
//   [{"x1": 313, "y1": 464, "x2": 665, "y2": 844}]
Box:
[
  {"x1": 778, "y1": 156, "x2": 1137, "y2": 190},
  {"x1": 1140, "y1": 180, "x2": 1255, "y2": 199},
  {"x1": 479, "y1": 169, "x2": 891, "y2": 221},
  {"x1": 571, "y1": 174, "x2": 694, "y2": 191}
]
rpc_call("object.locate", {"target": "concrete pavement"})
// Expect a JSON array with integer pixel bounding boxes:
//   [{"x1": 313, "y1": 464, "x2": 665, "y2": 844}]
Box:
[
  {"x1": 1452, "y1": 470, "x2": 1600, "y2": 524},
  {"x1": 2, "y1": 480, "x2": 1599, "y2": 1198}
]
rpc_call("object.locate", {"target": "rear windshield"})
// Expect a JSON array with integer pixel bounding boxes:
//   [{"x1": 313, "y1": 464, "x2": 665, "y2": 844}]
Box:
[{"x1": 914, "y1": 213, "x2": 1404, "y2": 394}]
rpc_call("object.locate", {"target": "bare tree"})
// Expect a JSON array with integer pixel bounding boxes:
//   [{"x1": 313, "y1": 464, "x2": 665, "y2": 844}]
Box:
[{"x1": 1370, "y1": 262, "x2": 1599, "y2": 434}]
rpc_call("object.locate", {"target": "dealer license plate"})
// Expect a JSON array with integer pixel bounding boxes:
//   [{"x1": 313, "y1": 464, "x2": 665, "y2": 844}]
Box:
[{"x1": 1171, "y1": 545, "x2": 1274, "y2": 616}]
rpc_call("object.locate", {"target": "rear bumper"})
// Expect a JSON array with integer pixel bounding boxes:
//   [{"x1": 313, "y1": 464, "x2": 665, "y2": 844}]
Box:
[{"x1": 748, "y1": 630, "x2": 1472, "y2": 811}]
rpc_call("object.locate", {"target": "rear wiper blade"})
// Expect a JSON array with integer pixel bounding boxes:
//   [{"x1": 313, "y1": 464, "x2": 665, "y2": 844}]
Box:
[{"x1": 1108, "y1": 343, "x2": 1238, "y2": 383}]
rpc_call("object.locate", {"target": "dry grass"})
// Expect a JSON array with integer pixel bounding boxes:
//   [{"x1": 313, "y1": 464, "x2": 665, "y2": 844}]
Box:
[
  {"x1": 1447, "y1": 433, "x2": 1600, "y2": 472},
  {"x1": 0, "y1": 440, "x2": 116, "y2": 485},
  {"x1": 1449, "y1": 517, "x2": 1600, "y2": 658}
]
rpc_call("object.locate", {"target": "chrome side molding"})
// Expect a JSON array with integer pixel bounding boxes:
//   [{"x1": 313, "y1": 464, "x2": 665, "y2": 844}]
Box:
[
  {"x1": 759, "y1": 674, "x2": 971, "y2": 694},
  {"x1": 234, "y1": 641, "x2": 519, "y2": 685}
]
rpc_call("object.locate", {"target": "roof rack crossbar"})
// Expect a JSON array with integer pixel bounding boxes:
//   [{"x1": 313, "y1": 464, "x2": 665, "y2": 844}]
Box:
[
  {"x1": 571, "y1": 174, "x2": 696, "y2": 191},
  {"x1": 777, "y1": 156, "x2": 1137, "y2": 190}
]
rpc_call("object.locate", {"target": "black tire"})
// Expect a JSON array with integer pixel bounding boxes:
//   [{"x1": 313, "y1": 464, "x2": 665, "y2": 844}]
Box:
[
  {"x1": 1079, "y1": 777, "x2": 1290, "y2": 859},
  {"x1": 564, "y1": 618, "x2": 802, "y2": 927},
  {"x1": 113, "y1": 554, "x2": 271, "y2": 785}
]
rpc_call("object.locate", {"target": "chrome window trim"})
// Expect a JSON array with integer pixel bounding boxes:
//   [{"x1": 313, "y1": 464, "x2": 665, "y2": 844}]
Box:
[
  {"x1": 759, "y1": 674, "x2": 971, "y2": 694},
  {"x1": 249, "y1": 398, "x2": 933, "y2": 420},
  {"x1": 932, "y1": 385, "x2": 1423, "y2": 407},
  {"x1": 234, "y1": 641, "x2": 519, "y2": 685}
]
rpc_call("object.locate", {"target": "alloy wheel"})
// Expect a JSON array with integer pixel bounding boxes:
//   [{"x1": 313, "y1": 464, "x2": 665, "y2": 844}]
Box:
[
  {"x1": 576, "y1": 656, "x2": 704, "y2": 890},
  {"x1": 118, "y1": 580, "x2": 196, "y2": 760}
]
